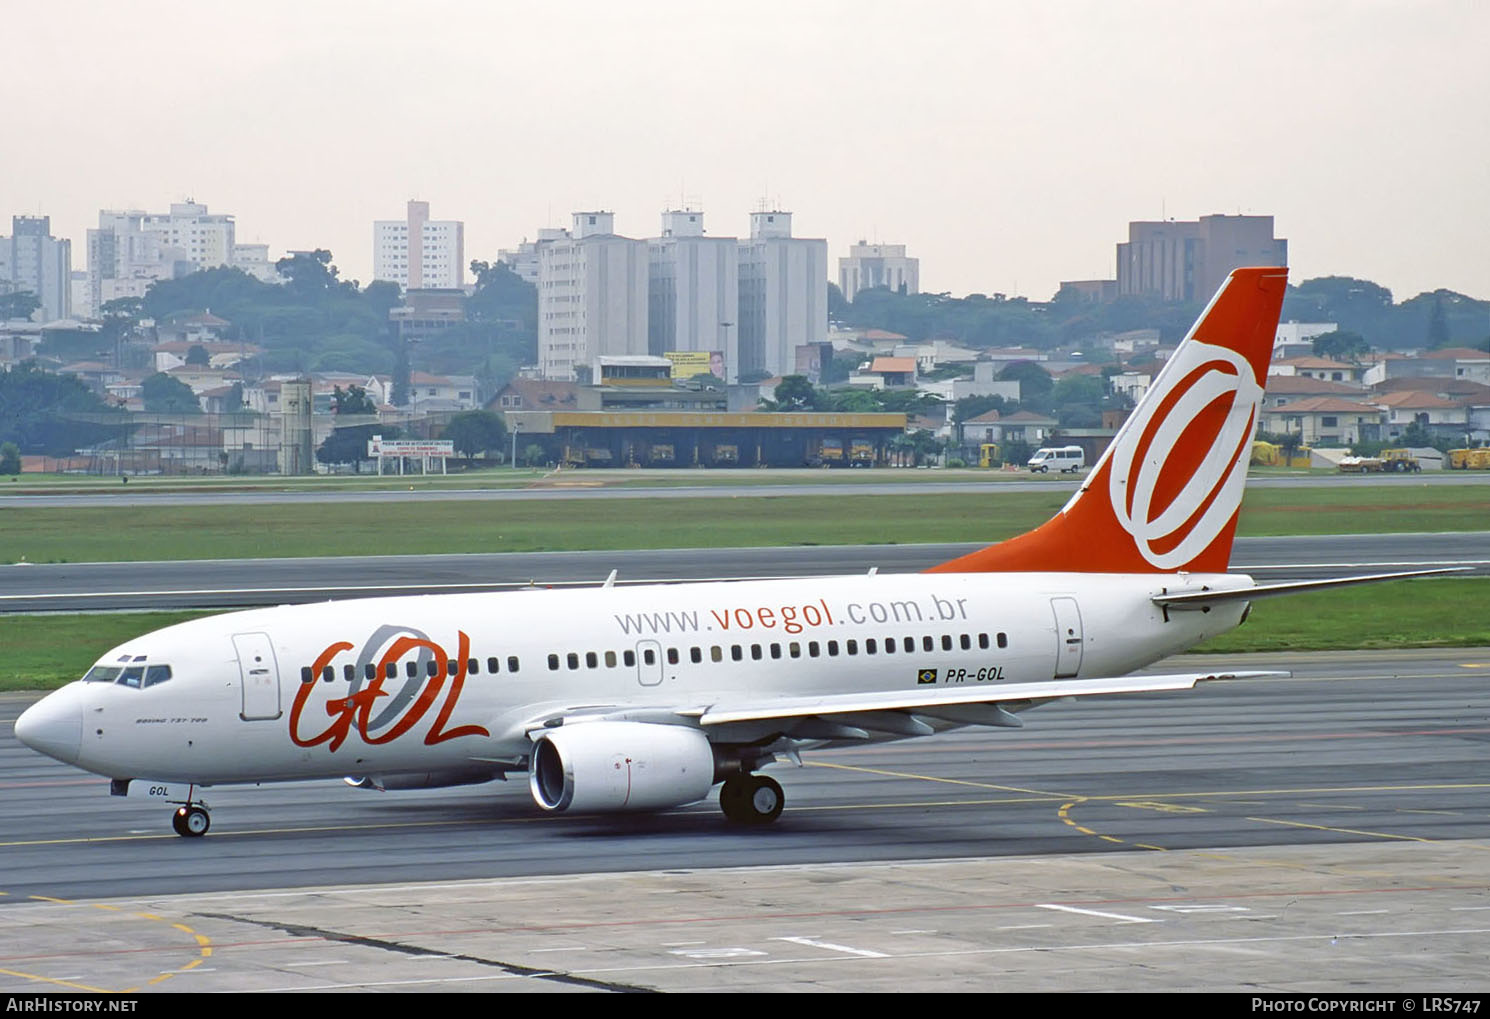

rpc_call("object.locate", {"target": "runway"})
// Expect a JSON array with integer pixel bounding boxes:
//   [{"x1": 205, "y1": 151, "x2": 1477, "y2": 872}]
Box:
[
  {"x1": 5, "y1": 468, "x2": 1486, "y2": 508},
  {"x1": 5, "y1": 532, "x2": 1488, "y2": 612},
  {"x1": 1, "y1": 647, "x2": 1488, "y2": 991}
]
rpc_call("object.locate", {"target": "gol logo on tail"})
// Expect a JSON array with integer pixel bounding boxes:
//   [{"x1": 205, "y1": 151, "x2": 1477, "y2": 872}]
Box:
[{"x1": 1106, "y1": 341, "x2": 1263, "y2": 570}]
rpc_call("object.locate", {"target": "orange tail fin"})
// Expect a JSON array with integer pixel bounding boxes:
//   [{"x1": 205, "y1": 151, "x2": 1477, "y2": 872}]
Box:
[{"x1": 929, "y1": 266, "x2": 1288, "y2": 575}]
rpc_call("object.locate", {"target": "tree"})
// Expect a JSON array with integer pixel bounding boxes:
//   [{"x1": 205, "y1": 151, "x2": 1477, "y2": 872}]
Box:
[
  {"x1": 331, "y1": 384, "x2": 377, "y2": 416},
  {"x1": 0, "y1": 361, "x2": 124, "y2": 455},
  {"x1": 442, "y1": 410, "x2": 507, "y2": 458},
  {"x1": 1428, "y1": 293, "x2": 1451, "y2": 349},
  {"x1": 1312, "y1": 330, "x2": 1371, "y2": 360},
  {"x1": 0, "y1": 441, "x2": 20, "y2": 474},
  {"x1": 185, "y1": 344, "x2": 210, "y2": 366},
  {"x1": 0, "y1": 291, "x2": 41, "y2": 321},
  {"x1": 998, "y1": 361, "x2": 1053, "y2": 401},
  {"x1": 317, "y1": 424, "x2": 398, "y2": 471},
  {"x1": 764, "y1": 375, "x2": 817, "y2": 411},
  {"x1": 141, "y1": 373, "x2": 202, "y2": 414}
]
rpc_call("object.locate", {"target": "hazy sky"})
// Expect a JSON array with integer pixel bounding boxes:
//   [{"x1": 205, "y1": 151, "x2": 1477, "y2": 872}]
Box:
[{"x1": 7, "y1": 0, "x2": 1488, "y2": 302}]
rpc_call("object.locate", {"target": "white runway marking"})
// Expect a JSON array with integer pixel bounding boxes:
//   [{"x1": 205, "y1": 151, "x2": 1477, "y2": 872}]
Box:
[
  {"x1": 1036, "y1": 904, "x2": 1157, "y2": 924},
  {"x1": 774, "y1": 936, "x2": 889, "y2": 958}
]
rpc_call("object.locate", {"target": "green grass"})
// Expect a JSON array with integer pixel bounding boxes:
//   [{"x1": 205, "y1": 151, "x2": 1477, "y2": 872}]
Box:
[
  {"x1": 3, "y1": 483, "x2": 1487, "y2": 564},
  {"x1": 1191, "y1": 578, "x2": 1490, "y2": 653},
  {"x1": 4, "y1": 579, "x2": 1485, "y2": 693}
]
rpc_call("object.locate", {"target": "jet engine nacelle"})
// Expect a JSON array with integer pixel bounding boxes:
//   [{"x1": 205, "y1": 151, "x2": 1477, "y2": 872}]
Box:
[
  {"x1": 528, "y1": 721, "x2": 715, "y2": 813},
  {"x1": 345, "y1": 767, "x2": 503, "y2": 791}
]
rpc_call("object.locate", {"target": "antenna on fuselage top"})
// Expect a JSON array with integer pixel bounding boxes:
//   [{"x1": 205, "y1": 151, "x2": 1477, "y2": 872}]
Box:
[
  {"x1": 867, "y1": 567, "x2": 878, "y2": 576},
  {"x1": 603, "y1": 569, "x2": 618, "y2": 588}
]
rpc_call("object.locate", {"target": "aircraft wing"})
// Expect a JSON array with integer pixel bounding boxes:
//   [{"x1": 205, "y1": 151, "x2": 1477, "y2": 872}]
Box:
[{"x1": 687, "y1": 670, "x2": 1284, "y2": 729}]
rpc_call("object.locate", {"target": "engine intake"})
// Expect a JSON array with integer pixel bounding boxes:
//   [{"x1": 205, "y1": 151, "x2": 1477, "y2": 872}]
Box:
[{"x1": 529, "y1": 721, "x2": 715, "y2": 813}]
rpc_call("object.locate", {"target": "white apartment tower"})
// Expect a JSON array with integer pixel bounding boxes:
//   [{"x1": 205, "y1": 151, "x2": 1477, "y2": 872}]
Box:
[
  {"x1": 498, "y1": 227, "x2": 571, "y2": 285},
  {"x1": 648, "y1": 210, "x2": 739, "y2": 381},
  {"x1": 1, "y1": 216, "x2": 72, "y2": 322},
  {"x1": 737, "y1": 211, "x2": 828, "y2": 380},
  {"x1": 141, "y1": 202, "x2": 237, "y2": 272},
  {"x1": 839, "y1": 241, "x2": 919, "y2": 301},
  {"x1": 374, "y1": 200, "x2": 465, "y2": 290},
  {"x1": 538, "y1": 212, "x2": 650, "y2": 381}
]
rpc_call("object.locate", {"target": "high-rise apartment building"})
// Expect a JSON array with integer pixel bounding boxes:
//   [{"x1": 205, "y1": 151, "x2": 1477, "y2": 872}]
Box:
[
  {"x1": 538, "y1": 212, "x2": 649, "y2": 381},
  {"x1": 1116, "y1": 214, "x2": 1286, "y2": 303},
  {"x1": 737, "y1": 211, "x2": 828, "y2": 380},
  {"x1": 838, "y1": 241, "x2": 919, "y2": 301},
  {"x1": 498, "y1": 227, "x2": 570, "y2": 285},
  {"x1": 647, "y1": 210, "x2": 739, "y2": 381},
  {"x1": 374, "y1": 200, "x2": 465, "y2": 290},
  {"x1": 1, "y1": 216, "x2": 72, "y2": 322}
]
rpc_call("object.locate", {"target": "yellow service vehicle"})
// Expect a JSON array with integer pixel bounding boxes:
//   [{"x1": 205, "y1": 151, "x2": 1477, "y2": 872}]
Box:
[{"x1": 979, "y1": 443, "x2": 1002, "y2": 468}]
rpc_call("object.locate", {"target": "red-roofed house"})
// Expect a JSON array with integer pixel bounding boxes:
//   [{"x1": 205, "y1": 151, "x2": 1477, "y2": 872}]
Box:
[{"x1": 1262, "y1": 397, "x2": 1383, "y2": 445}]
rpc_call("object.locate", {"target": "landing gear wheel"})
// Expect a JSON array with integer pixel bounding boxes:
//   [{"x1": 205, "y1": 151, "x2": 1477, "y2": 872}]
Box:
[
  {"x1": 720, "y1": 774, "x2": 784, "y2": 825},
  {"x1": 172, "y1": 805, "x2": 210, "y2": 838}
]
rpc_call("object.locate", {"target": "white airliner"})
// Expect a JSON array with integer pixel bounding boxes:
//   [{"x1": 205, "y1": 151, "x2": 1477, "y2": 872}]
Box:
[{"x1": 14, "y1": 267, "x2": 1445, "y2": 837}]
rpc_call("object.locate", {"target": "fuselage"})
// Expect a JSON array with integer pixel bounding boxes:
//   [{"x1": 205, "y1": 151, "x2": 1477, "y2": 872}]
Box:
[{"x1": 21, "y1": 569, "x2": 1253, "y2": 786}]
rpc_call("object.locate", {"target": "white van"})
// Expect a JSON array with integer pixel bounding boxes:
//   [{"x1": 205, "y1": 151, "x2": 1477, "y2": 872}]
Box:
[{"x1": 1027, "y1": 445, "x2": 1085, "y2": 473}]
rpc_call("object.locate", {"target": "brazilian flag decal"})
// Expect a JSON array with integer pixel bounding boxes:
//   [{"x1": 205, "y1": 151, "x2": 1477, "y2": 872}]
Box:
[{"x1": 917, "y1": 669, "x2": 937, "y2": 685}]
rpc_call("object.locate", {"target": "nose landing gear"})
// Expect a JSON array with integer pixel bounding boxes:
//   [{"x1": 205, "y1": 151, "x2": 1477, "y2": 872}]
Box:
[{"x1": 168, "y1": 789, "x2": 211, "y2": 837}]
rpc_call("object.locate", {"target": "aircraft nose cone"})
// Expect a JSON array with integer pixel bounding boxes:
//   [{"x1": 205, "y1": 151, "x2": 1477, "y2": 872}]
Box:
[{"x1": 14, "y1": 684, "x2": 84, "y2": 765}]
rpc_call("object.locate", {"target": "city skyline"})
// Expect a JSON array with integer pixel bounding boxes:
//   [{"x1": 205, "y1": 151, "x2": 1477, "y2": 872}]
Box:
[{"x1": 6, "y1": 1, "x2": 1487, "y2": 304}]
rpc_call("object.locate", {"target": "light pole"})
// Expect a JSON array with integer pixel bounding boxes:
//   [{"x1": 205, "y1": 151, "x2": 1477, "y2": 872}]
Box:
[
  {"x1": 719, "y1": 322, "x2": 732, "y2": 380},
  {"x1": 510, "y1": 422, "x2": 521, "y2": 470}
]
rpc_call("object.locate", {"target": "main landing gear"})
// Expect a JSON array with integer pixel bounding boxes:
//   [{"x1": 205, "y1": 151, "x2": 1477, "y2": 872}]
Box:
[
  {"x1": 168, "y1": 790, "x2": 211, "y2": 838},
  {"x1": 719, "y1": 773, "x2": 785, "y2": 825}
]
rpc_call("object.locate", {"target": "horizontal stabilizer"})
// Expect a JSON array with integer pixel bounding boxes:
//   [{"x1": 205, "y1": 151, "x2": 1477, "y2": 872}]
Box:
[{"x1": 1152, "y1": 568, "x2": 1468, "y2": 610}]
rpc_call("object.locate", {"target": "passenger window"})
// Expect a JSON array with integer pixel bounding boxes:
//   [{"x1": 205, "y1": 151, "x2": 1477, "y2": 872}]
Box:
[
  {"x1": 548, "y1": 654, "x2": 559, "y2": 671},
  {"x1": 644, "y1": 649, "x2": 656, "y2": 665},
  {"x1": 904, "y1": 637, "x2": 915, "y2": 653},
  {"x1": 941, "y1": 635, "x2": 952, "y2": 651},
  {"x1": 605, "y1": 651, "x2": 617, "y2": 668},
  {"x1": 508, "y1": 656, "x2": 520, "y2": 673},
  {"x1": 711, "y1": 646, "x2": 723, "y2": 663},
  {"x1": 998, "y1": 633, "x2": 1008, "y2": 649},
  {"x1": 467, "y1": 658, "x2": 479, "y2": 674},
  {"x1": 365, "y1": 663, "x2": 377, "y2": 680},
  {"x1": 667, "y1": 647, "x2": 679, "y2": 665},
  {"x1": 143, "y1": 665, "x2": 172, "y2": 688},
  {"x1": 846, "y1": 639, "x2": 857, "y2": 655},
  {"x1": 807, "y1": 641, "x2": 820, "y2": 658},
  {"x1": 344, "y1": 664, "x2": 356, "y2": 681},
  {"x1": 978, "y1": 633, "x2": 990, "y2": 649},
  {"x1": 827, "y1": 640, "x2": 838, "y2": 656},
  {"x1": 770, "y1": 643, "x2": 782, "y2": 660},
  {"x1": 789, "y1": 642, "x2": 801, "y2": 659},
  {"x1": 624, "y1": 650, "x2": 637, "y2": 667},
  {"x1": 566, "y1": 653, "x2": 579, "y2": 670},
  {"x1": 427, "y1": 660, "x2": 440, "y2": 678},
  {"x1": 322, "y1": 666, "x2": 335, "y2": 682},
  {"x1": 731, "y1": 645, "x2": 742, "y2": 662},
  {"x1": 446, "y1": 660, "x2": 459, "y2": 677},
  {"x1": 751, "y1": 644, "x2": 762, "y2": 660},
  {"x1": 960, "y1": 634, "x2": 971, "y2": 650},
  {"x1": 487, "y1": 657, "x2": 500, "y2": 674},
  {"x1": 585, "y1": 651, "x2": 598, "y2": 668},
  {"x1": 690, "y1": 647, "x2": 702, "y2": 664},
  {"x1": 385, "y1": 661, "x2": 397, "y2": 679},
  {"x1": 406, "y1": 660, "x2": 418, "y2": 678},
  {"x1": 300, "y1": 666, "x2": 313, "y2": 684},
  {"x1": 883, "y1": 637, "x2": 894, "y2": 654},
  {"x1": 923, "y1": 636, "x2": 935, "y2": 652},
  {"x1": 865, "y1": 638, "x2": 877, "y2": 654}
]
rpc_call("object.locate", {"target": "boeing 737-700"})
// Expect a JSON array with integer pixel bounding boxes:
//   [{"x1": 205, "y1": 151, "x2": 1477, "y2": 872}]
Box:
[{"x1": 14, "y1": 266, "x2": 1447, "y2": 836}]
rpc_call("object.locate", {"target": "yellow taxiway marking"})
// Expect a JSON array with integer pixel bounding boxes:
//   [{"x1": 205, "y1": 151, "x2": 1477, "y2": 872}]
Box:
[
  {"x1": 806, "y1": 760, "x2": 1076, "y2": 798},
  {"x1": 1, "y1": 893, "x2": 213, "y2": 993},
  {"x1": 0, "y1": 967, "x2": 125, "y2": 994},
  {"x1": 1244, "y1": 815, "x2": 1437, "y2": 843}
]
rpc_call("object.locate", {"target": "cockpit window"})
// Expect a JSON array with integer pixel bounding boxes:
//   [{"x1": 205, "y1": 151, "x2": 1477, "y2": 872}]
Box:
[
  {"x1": 118, "y1": 666, "x2": 145, "y2": 689},
  {"x1": 83, "y1": 666, "x2": 122, "y2": 683},
  {"x1": 143, "y1": 665, "x2": 172, "y2": 688}
]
